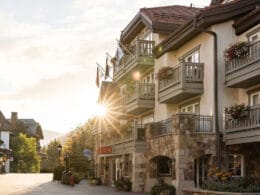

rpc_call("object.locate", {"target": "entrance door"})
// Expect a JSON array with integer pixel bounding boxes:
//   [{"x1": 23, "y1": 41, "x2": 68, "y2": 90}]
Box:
[
  {"x1": 194, "y1": 155, "x2": 208, "y2": 187},
  {"x1": 115, "y1": 158, "x2": 122, "y2": 181}
]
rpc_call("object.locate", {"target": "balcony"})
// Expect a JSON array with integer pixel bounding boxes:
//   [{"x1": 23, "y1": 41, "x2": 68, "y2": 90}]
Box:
[
  {"x1": 225, "y1": 106, "x2": 260, "y2": 145},
  {"x1": 100, "y1": 124, "x2": 147, "y2": 155},
  {"x1": 148, "y1": 114, "x2": 213, "y2": 138},
  {"x1": 113, "y1": 40, "x2": 155, "y2": 82},
  {"x1": 225, "y1": 41, "x2": 260, "y2": 88},
  {"x1": 158, "y1": 62, "x2": 204, "y2": 103},
  {"x1": 124, "y1": 83, "x2": 155, "y2": 115},
  {"x1": 149, "y1": 118, "x2": 173, "y2": 137}
]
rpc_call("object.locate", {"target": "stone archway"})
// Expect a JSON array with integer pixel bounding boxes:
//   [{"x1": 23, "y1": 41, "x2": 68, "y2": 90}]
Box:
[{"x1": 149, "y1": 155, "x2": 175, "y2": 182}]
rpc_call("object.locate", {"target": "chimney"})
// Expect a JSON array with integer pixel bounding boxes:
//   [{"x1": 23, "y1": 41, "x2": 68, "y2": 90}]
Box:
[{"x1": 11, "y1": 112, "x2": 18, "y2": 128}]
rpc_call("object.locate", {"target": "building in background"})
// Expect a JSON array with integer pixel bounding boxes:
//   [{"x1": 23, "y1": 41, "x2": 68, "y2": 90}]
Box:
[
  {"x1": 0, "y1": 111, "x2": 13, "y2": 173},
  {"x1": 9, "y1": 112, "x2": 44, "y2": 152},
  {"x1": 94, "y1": 0, "x2": 259, "y2": 194}
]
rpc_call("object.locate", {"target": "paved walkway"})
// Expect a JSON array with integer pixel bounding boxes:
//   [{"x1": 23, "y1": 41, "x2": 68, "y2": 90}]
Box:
[{"x1": 0, "y1": 174, "x2": 149, "y2": 195}]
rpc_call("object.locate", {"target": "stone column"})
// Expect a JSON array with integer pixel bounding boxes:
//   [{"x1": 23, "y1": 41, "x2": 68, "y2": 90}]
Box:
[
  {"x1": 172, "y1": 114, "x2": 195, "y2": 195},
  {"x1": 131, "y1": 152, "x2": 146, "y2": 192}
]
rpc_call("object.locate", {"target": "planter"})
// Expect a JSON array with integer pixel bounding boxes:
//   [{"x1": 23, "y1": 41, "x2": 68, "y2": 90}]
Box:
[{"x1": 156, "y1": 67, "x2": 174, "y2": 80}]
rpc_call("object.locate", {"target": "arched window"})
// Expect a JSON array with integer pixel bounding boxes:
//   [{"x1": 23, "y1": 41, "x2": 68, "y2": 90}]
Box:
[{"x1": 157, "y1": 156, "x2": 172, "y2": 176}]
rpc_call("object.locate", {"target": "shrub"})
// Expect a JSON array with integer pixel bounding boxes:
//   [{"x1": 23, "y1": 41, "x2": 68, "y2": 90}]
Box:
[
  {"x1": 203, "y1": 177, "x2": 260, "y2": 193},
  {"x1": 73, "y1": 172, "x2": 85, "y2": 184},
  {"x1": 151, "y1": 184, "x2": 176, "y2": 195},
  {"x1": 88, "y1": 177, "x2": 102, "y2": 185},
  {"x1": 53, "y1": 165, "x2": 65, "y2": 181}
]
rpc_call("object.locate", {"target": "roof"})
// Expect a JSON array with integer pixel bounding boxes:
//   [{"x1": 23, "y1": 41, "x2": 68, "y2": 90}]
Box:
[
  {"x1": 120, "y1": 5, "x2": 201, "y2": 44},
  {"x1": 154, "y1": 0, "x2": 260, "y2": 58},
  {"x1": 0, "y1": 111, "x2": 13, "y2": 132},
  {"x1": 140, "y1": 5, "x2": 201, "y2": 25},
  {"x1": 19, "y1": 119, "x2": 44, "y2": 139}
]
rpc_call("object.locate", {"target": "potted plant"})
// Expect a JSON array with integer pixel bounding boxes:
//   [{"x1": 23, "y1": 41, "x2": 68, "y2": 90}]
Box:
[
  {"x1": 225, "y1": 104, "x2": 249, "y2": 120},
  {"x1": 224, "y1": 41, "x2": 249, "y2": 62},
  {"x1": 156, "y1": 67, "x2": 174, "y2": 80},
  {"x1": 123, "y1": 180, "x2": 132, "y2": 191}
]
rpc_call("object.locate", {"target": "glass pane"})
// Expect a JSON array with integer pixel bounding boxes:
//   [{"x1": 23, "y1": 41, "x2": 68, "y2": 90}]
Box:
[
  {"x1": 252, "y1": 94, "x2": 259, "y2": 106},
  {"x1": 195, "y1": 104, "x2": 200, "y2": 114},
  {"x1": 187, "y1": 106, "x2": 193, "y2": 113}
]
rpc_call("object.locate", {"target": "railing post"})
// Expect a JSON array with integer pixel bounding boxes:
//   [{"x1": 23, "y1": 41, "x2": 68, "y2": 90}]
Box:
[{"x1": 181, "y1": 62, "x2": 185, "y2": 89}]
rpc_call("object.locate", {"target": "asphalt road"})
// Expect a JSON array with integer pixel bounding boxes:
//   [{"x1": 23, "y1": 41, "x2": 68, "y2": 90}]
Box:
[{"x1": 0, "y1": 174, "x2": 149, "y2": 195}]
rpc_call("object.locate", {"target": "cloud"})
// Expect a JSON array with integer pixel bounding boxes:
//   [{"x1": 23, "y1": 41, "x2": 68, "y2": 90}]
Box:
[{"x1": 0, "y1": 0, "x2": 210, "y2": 132}]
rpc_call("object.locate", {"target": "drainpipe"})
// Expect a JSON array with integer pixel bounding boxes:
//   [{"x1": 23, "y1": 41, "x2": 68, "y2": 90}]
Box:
[{"x1": 193, "y1": 17, "x2": 221, "y2": 170}]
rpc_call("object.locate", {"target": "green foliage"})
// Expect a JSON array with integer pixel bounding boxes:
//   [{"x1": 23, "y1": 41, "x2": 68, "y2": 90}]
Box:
[
  {"x1": 88, "y1": 177, "x2": 102, "y2": 185},
  {"x1": 10, "y1": 133, "x2": 40, "y2": 173},
  {"x1": 40, "y1": 139, "x2": 61, "y2": 172},
  {"x1": 62, "y1": 120, "x2": 94, "y2": 175},
  {"x1": 53, "y1": 165, "x2": 65, "y2": 181},
  {"x1": 114, "y1": 179, "x2": 132, "y2": 191},
  {"x1": 151, "y1": 184, "x2": 176, "y2": 195},
  {"x1": 203, "y1": 177, "x2": 260, "y2": 193}
]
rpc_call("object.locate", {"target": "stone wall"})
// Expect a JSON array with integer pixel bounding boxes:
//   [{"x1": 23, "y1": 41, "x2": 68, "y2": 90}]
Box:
[
  {"x1": 182, "y1": 188, "x2": 260, "y2": 195},
  {"x1": 132, "y1": 153, "x2": 147, "y2": 192}
]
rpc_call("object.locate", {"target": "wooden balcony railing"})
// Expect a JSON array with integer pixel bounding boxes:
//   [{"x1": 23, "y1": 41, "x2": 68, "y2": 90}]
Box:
[
  {"x1": 113, "y1": 40, "x2": 155, "y2": 80},
  {"x1": 225, "y1": 41, "x2": 260, "y2": 73},
  {"x1": 125, "y1": 83, "x2": 155, "y2": 104},
  {"x1": 158, "y1": 62, "x2": 204, "y2": 90},
  {"x1": 225, "y1": 105, "x2": 260, "y2": 132},
  {"x1": 158, "y1": 62, "x2": 204, "y2": 103},
  {"x1": 100, "y1": 123, "x2": 145, "y2": 146}
]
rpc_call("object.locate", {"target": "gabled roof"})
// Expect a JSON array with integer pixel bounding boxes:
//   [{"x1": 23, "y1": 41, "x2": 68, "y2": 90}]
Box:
[
  {"x1": 154, "y1": 0, "x2": 260, "y2": 58},
  {"x1": 120, "y1": 5, "x2": 201, "y2": 44},
  {"x1": 0, "y1": 111, "x2": 13, "y2": 132},
  {"x1": 19, "y1": 119, "x2": 44, "y2": 139}
]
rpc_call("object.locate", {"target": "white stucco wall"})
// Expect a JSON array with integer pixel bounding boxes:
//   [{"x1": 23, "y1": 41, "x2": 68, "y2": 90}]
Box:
[
  {"x1": 153, "y1": 31, "x2": 215, "y2": 122},
  {"x1": 0, "y1": 131, "x2": 10, "y2": 173}
]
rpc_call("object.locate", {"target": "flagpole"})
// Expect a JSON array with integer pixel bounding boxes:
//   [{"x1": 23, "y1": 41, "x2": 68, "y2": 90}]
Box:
[
  {"x1": 106, "y1": 52, "x2": 113, "y2": 59},
  {"x1": 96, "y1": 63, "x2": 105, "y2": 74}
]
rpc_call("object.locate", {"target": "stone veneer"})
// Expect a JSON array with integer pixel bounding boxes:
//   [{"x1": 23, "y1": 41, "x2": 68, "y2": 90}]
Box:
[{"x1": 145, "y1": 114, "x2": 217, "y2": 195}]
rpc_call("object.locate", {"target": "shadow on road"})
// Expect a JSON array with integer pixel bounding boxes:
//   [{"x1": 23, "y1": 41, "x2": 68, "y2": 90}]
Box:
[{"x1": 22, "y1": 180, "x2": 149, "y2": 195}]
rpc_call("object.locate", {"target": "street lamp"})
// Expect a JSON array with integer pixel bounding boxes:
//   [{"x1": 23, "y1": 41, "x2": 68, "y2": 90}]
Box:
[
  {"x1": 64, "y1": 153, "x2": 69, "y2": 172},
  {"x1": 58, "y1": 144, "x2": 62, "y2": 166}
]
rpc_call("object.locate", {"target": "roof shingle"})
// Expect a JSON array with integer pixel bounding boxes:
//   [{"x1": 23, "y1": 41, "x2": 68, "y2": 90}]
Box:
[{"x1": 140, "y1": 5, "x2": 201, "y2": 25}]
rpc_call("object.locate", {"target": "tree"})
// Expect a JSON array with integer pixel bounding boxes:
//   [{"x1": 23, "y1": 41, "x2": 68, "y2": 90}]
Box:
[
  {"x1": 63, "y1": 119, "x2": 94, "y2": 176},
  {"x1": 40, "y1": 139, "x2": 61, "y2": 172},
  {"x1": 10, "y1": 133, "x2": 40, "y2": 173}
]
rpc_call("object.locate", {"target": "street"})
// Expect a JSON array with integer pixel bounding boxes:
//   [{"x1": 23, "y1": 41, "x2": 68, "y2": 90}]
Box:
[{"x1": 0, "y1": 174, "x2": 149, "y2": 195}]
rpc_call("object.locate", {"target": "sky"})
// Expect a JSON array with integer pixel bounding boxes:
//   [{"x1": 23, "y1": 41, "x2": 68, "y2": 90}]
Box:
[{"x1": 0, "y1": 0, "x2": 211, "y2": 133}]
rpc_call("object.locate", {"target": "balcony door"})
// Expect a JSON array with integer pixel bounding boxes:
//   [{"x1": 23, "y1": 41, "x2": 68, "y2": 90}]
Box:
[
  {"x1": 250, "y1": 91, "x2": 260, "y2": 107},
  {"x1": 181, "y1": 102, "x2": 200, "y2": 114}
]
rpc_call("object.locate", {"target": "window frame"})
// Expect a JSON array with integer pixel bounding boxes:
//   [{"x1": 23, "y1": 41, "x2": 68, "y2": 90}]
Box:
[
  {"x1": 179, "y1": 45, "x2": 201, "y2": 63},
  {"x1": 157, "y1": 156, "x2": 172, "y2": 176},
  {"x1": 228, "y1": 154, "x2": 244, "y2": 177}
]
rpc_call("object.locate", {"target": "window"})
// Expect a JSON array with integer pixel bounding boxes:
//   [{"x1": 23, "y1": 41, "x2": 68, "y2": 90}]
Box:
[
  {"x1": 250, "y1": 91, "x2": 260, "y2": 106},
  {"x1": 158, "y1": 156, "x2": 172, "y2": 176},
  {"x1": 228, "y1": 154, "x2": 243, "y2": 176},
  {"x1": 181, "y1": 102, "x2": 200, "y2": 114},
  {"x1": 184, "y1": 49, "x2": 199, "y2": 63}
]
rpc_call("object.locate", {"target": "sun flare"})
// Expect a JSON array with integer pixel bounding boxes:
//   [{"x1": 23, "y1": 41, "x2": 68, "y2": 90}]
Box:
[{"x1": 96, "y1": 104, "x2": 107, "y2": 117}]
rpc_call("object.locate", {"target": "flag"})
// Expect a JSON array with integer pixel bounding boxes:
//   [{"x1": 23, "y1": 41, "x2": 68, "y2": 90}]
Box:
[
  {"x1": 115, "y1": 45, "x2": 124, "y2": 67},
  {"x1": 96, "y1": 67, "x2": 100, "y2": 87},
  {"x1": 105, "y1": 56, "x2": 109, "y2": 79}
]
